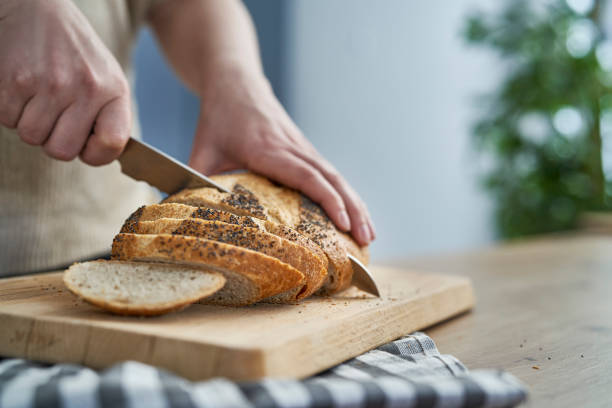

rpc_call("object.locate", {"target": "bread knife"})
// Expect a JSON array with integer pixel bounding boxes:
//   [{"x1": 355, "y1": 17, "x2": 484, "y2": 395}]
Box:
[
  {"x1": 118, "y1": 138, "x2": 229, "y2": 194},
  {"x1": 118, "y1": 138, "x2": 380, "y2": 296}
]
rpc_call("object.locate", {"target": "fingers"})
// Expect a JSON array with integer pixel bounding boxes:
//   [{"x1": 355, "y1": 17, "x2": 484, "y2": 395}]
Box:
[
  {"x1": 41, "y1": 101, "x2": 97, "y2": 161},
  {"x1": 325, "y1": 172, "x2": 374, "y2": 245},
  {"x1": 80, "y1": 95, "x2": 131, "y2": 166},
  {"x1": 13, "y1": 91, "x2": 131, "y2": 164},
  {"x1": 338, "y1": 180, "x2": 377, "y2": 243},
  {"x1": 278, "y1": 107, "x2": 376, "y2": 244},
  {"x1": 279, "y1": 118, "x2": 376, "y2": 243},
  {"x1": 290, "y1": 143, "x2": 376, "y2": 246},
  {"x1": 0, "y1": 92, "x2": 31, "y2": 130},
  {"x1": 247, "y1": 151, "x2": 351, "y2": 232},
  {"x1": 0, "y1": 71, "x2": 37, "y2": 128},
  {"x1": 368, "y1": 220, "x2": 377, "y2": 241},
  {"x1": 16, "y1": 92, "x2": 70, "y2": 146}
]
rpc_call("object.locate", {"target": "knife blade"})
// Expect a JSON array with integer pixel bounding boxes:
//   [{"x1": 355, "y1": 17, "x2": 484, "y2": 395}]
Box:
[
  {"x1": 118, "y1": 138, "x2": 380, "y2": 296},
  {"x1": 348, "y1": 254, "x2": 380, "y2": 297},
  {"x1": 118, "y1": 138, "x2": 229, "y2": 194}
]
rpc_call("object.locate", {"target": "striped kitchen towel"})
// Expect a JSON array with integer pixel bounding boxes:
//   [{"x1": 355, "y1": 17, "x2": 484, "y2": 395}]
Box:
[{"x1": 0, "y1": 332, "x2": 527, "y2": 408}]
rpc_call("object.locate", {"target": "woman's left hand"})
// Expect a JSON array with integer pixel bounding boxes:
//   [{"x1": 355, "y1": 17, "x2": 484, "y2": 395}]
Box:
[{"x1": 188, "y1": 62, "x2": 376, "y2": 246}]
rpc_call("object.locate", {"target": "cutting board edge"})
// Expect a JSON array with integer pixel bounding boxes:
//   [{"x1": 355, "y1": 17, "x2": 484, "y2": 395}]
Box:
[{"x1": 0, "y1": 311, "x2": 271, "y2": 381}]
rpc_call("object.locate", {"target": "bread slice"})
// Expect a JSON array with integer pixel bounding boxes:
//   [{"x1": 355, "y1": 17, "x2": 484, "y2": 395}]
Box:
[
  {"x1": 122, "y1": 203, "x2": 261, "y2": 232},
  {"x1": 164, "y1": 173, "x2": 366, "y2": 294},
  {"x1": 121, "y1": 203, "x2": 329, "y2": 297},
  {"x1": 111, "y1": 233, "x2": 305, "y2": 306},
  {"x1": 63, "y1": 260, "x2": 225, "y2": 316},
  {"x1": 126, "y1": 218, "x2": 327, "y2": 302}
]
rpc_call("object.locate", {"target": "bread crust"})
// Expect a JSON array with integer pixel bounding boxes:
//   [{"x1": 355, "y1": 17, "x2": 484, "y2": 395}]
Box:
[
  {"x1": 63, "y1": 260, "x2": 226, "y2": 316},
  {"x1": 128, "y1": 218, "x2": 327, "y2": 301},
  {"x1": 111, "y1": 233, "x2": 305, "y2": 305}
]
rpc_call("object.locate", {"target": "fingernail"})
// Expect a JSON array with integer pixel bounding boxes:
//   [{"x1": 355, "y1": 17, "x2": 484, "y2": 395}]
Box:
[
  {"x1": 337, "y1": 210, "x2": 351, "y2": 231},
  {"x1": 358, "y1": 223, "x2": 371, "y2": 244}
]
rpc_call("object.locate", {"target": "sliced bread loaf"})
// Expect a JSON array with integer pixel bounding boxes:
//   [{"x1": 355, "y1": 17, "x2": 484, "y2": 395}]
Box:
[
  {"x1": 121, "y1": 204, "x2": 330, "y2": 297},
  {"x1": 126, "y1": 218, "x2": 327, "y2": 302},
  {"x1": 111, "y1": 233, "x2": 305, "y2": 306},
  {"x1": 121, "y1": 204, "x2": 329, "y2": 272},
  {"x1": 63, "y1": 260, "x2": 225, "y2": 316},
  {"x1": 164, "y1": 172, "x2": 366, "y2": 294}
]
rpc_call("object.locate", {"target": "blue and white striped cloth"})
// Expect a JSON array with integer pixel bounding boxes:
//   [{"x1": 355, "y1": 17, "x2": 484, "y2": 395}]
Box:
[{"x1": 0, "y1": 332, "x2": 527, "y2": 408}]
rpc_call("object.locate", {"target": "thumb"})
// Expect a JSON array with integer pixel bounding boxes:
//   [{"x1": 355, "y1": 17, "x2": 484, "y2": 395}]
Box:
[{"x1": 188, "y1": 143, "x2": 239, "y2": 176}]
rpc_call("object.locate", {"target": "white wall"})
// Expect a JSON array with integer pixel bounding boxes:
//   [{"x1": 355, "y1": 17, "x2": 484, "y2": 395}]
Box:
[{"x1": 285, "y1": 1, "x2": 499, "y2": 260}]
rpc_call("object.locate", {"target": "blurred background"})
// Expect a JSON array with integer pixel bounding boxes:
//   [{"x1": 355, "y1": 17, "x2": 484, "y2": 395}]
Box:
[{"x1": 133, "y1": 0, "x2": 612, "y2": 261}]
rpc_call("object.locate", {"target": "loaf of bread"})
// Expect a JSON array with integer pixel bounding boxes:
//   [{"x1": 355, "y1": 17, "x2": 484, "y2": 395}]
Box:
[
  {"x1": 63, "y1": 260, "x2": 225, "y2": 316},
  {"x1": 111, "y1": 233, "x2": 305, "y2": 306},
  {"x1": 164, "y1": 172, "x2": 369, "y2": 294},
  {"x1": 65, "y1": 172, "x2": 370, "y2": 315}
]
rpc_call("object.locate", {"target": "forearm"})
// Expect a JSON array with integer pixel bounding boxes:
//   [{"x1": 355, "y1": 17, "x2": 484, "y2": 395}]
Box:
[{"x1": 148, "y1": 0, "x2": 264, "y2": 95}]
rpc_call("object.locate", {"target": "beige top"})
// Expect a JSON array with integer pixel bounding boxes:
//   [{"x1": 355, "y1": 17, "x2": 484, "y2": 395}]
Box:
[{"x1": 0, "y1": 0, "x2": 162, "y2": 276}]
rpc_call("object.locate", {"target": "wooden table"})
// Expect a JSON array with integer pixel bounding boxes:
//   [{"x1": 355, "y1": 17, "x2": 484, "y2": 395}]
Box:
[{"x1": 386, "y1": 232, "x2": 612, "y2": 408}]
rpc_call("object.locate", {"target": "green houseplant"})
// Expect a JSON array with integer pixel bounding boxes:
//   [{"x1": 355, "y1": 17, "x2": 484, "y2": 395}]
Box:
[{"x1": 464, "y1": 0, "x2": 612, "y2": 238}]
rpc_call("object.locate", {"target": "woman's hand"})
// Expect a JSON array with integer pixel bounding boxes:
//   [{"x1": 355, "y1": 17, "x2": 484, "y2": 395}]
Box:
[
  {"x1": 189, "y1": 62, "x2": 376, "y2": 246},
  {"x1": 0, "y1": 0, "x2": 131, "y2": 165}
]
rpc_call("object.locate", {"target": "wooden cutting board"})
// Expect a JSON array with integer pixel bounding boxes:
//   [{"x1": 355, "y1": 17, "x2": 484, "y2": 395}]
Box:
[{"x1": 0, "y1": 265, "x2": 474, "y2": 381}]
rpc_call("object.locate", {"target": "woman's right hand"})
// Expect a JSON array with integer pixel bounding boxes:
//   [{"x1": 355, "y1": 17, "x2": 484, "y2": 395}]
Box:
[{"x1": 0, "y1": 0, "x2": 132, "y2": 165}]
